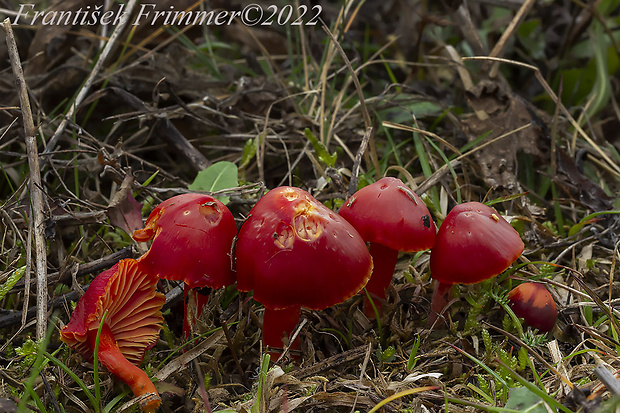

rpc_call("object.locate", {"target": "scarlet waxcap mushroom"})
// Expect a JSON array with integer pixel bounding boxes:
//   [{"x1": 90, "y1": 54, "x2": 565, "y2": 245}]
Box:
[
  {"x1": 60, "y1": 259, "x2": 165, "y2": 413},
  {"x1": 235, "y1": 186, "x2": 372, "y2": 352},
  {"x1": 427, "y1": 202, "x2": 524, "y2": 327},
  {"x1": 507, "y1": 282, "x2": 557, "y2": 333},
  {"x1": 133, "y1": 193, "x2": 237, "y2": 290},
  {"x1": 430, "y1": 202, "x2": 524, "y2": 285},
  {"x1": 338, "y1": 177, "x2": 436, "y2": 315}
]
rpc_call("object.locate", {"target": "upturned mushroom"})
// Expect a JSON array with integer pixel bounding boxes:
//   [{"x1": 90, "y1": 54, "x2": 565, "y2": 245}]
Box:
[
  {"x1": 235, "y1": 186, "x2": 372, "y2": 356},
  {"x1": 428, "y1": 202, "x2": 524, "y2": 326},
  {"x1": 338, "y1": 177, "x2": 436, "y2": 316},
  {"x1": 133, "y1": 193, "x2": 237, "y2": 339},
  {"x1": 60, "y1": 258, "x2": 165, "y2": 412},
  {"x1": 507, "y1": 282, "x2": 557, "y2": 333}
]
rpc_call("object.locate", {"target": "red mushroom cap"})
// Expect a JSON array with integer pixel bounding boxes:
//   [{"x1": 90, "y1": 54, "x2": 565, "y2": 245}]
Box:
[
  {"x1": 338, "y1": 177, "x2": 436, "y2": 251},
  {"x1": 133, "y1": 193, "x2": 237, "y2": 290},
  {"x1": 235, "y1": 186, "x2": 373, "y2": 310},
  {"x1": 430, "y1": 202, "x2": 524, "y2": 285},
  {"x1": 508, "y1": 282, "x2": 557, "y2": 332},
  {"x1": 60, "y1": 258, "x2": 165, "y2": 365}
]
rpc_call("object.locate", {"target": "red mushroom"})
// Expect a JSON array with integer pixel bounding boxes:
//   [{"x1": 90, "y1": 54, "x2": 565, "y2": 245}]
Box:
[
  {"x1": 507, "y1": 282, "x2": 557, "y2": 333},
  {"x1": 338, "y1": 177, "x2": 436, "y2": 316},
  {"x1": 60, "y1": 259, "x2": 165, "y2": 413},
  {"x1": 235, "y1": 186, "x2": 372, "y2": 355},
  {"x1": 428, "y1": 202, "x2": 524, "y2": 326},
  {"x1": 133, "y1": 193, "x2": 237, "y2": 339}
]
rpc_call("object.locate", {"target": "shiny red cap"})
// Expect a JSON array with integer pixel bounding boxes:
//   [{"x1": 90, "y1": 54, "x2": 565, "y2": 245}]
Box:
[
  {"x1": 338, "y1": 177, "x2": 436, "y2": 251},
  {"x1": 133, "y1": 193, "x2": 237, "y2": 290},
  {"x1": 508, "y1": 282, "x2": 557, "y2": 332},
  {"x1": 235, "y1": 186, "x2": 372, "y2": 310},
  {"x1": 430, "y1": 202, "x2": 524, "y2": 285}
]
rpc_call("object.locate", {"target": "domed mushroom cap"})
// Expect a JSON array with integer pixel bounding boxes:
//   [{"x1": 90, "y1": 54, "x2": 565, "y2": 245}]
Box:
[
  {"x1": 430, "y1": 202, "x2": 524, "y2": 285},
  {"x1": 508, "y1": 282, "x2": 557, "y2": 332},
  {"x1": 133, "y1": 193, "x2": 237, "y2": 290},
  {"x1": 235, "y1": 186, "x2": 373, "y2": 310},
  {"x1": 338, "y1": 177, "x2": 436, "y2": 251},
  {"x1": 60, "y1": 259, "x2": 165, "y2": 365}
]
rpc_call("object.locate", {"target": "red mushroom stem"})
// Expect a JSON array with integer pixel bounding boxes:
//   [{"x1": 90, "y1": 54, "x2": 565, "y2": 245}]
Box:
[
  {"x1": 262, "y1": 306, "x2": 302, "y2": 356},
  {"x1": 427, "y1": 280, "x2": 453, "y2": 327},
  {"x1": 182, "y1": 285, "x2": 211, "y2": 341},
  {"x1": 363, "y1": 242, "x2": 399, "y2": 317},
  {"x1": 87, "y1": 324, "x2": 160, "y2": 413}
]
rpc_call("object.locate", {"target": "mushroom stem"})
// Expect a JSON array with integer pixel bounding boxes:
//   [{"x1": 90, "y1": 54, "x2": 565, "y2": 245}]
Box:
[
  {"x1": 427, "y1": 280, "x2": 453, "y2": 328},
  {"x1": 363, "y1": 242, "x2": 399, "y2": 318},
  {"x1": 182, "y1": 285, "x2": 211, "y2": 341},
  {"x1": 262, "y1": 305, "x2": 301, "y2": 356},
  {"x1": 88, "y1": 324, "x2": 161, "y2": 413}
]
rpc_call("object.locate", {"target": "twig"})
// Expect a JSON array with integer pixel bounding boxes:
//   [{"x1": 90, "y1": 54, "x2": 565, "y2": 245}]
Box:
[
  {"x1": 322, "y1": 22, "x2": 379, "y2": 179},
  {"x1": 218, "y1": 316, "x2": 249, "y2": 388},
  {"x1": 192, "y1": 359, "x2": 213, "y2": 413},
  {"x1": 291, "y1": 344, "x2": 369, "y2": 380},
  {"x1": 42, "y1": 0, "x2": 139, "y2": 157},
  {"x1": 41, "y1": 372, "x2": 62, "y2": 413},
  {"x1": 0, "y1": 290, "x2": 80, "y2": 330},
  {"x1": 592, "y1": 365, "x2": 620, "y2": 396},
  {"x1": 348, "y1": 127, "x2": 372, "y2": 197},
  {"x1": 108, "y1": 87, "x2": 210, "y2": 172},
  {"x1": 10, "y1": 246, "x2": 134, "y2": 293},
  {"x1": 462, "y1": 55, "x2": 620, "y2": 176},
  {"x1": 2, "y1": 18, "x2": 48, "y2": 341},
  {"x1": 488, "y1": 0, "x2": 537, "y2": 78}
]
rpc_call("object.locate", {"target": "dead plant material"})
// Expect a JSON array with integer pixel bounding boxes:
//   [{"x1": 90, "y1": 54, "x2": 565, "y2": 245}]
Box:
[{"x1": 461, "y1": 79, "x2": 549, "y2": 191}]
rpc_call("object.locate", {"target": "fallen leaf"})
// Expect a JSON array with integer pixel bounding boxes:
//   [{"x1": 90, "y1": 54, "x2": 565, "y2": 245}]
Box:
[
  {"x1": 107, "y1": 173, "x2": 144, "y2": 236},
  {"x1": 461, "y1": 80, "x2": 548, "y2": 190}
]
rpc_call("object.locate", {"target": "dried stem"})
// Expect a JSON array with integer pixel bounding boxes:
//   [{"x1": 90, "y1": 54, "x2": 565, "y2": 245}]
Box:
[
  {"x1": 2, "y1": 18, "x2": 48, "y2": 341},
  {"x1": 42, "y1": 0, "x2": 138, "y2": 157}
]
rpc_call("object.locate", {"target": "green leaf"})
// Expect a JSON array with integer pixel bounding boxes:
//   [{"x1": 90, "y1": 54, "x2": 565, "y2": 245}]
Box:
[
  {"x1": 568, "y1": 211, "x2": 620, "y2": 237},
  {"x1": 304, "y1": 128, "x2": 337, "y2": 167},
  {"x1": 504, "y1": 387, "x2": 548, "y2": 413},
  {"x1": 188, "y1": 161, "x2": 239, "y2": 205},
  {"x1": 239, "y1": 139, "x2": 256, "y2": 169},
  {"x1": 588, "y1": 21, "x2": 612, "y2": 120},
  {"x1": 0, "y1": 266, "x2": 25, "y2": 301}
]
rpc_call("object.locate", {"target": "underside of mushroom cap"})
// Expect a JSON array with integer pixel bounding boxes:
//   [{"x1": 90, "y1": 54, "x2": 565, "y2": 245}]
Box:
[{"x1": 60, "y1": 259, "x2": 165, "y2": 365}]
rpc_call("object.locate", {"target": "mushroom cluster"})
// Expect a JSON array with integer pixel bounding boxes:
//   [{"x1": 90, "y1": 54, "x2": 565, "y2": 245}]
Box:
[
  {"x1": 61, "y1": 193, "x2": 238, "y2": 412},
  {"x1": 61, "y1": 178, "x2": 549, "y2": 411}
]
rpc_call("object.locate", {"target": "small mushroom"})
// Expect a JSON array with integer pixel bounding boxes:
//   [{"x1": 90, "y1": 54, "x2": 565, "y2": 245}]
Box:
[
  {"x1": 235, "y1": 186, "x2": 372, "y2": 356},
  {"x1": 338, "y1": 177, "x2": 436, "y2": 316},
  {"x1": 428, "y1": 202, "x2": 524, "y2": 326},
  {"x1": 133, "y1": 193, "x2": 237, "y2": 339},
  {"x1": 508, "y1": 282, "x2": 557, "y2": 333},
  {"x1": 60, "y1": 259, "x2": 165, "y2": 412}
]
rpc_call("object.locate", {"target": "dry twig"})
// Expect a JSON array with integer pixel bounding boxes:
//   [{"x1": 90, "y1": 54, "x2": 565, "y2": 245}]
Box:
[
  {"x1": 42, "y1": 0, "x2": 139, "y2": 157},
  {"x1": 2, "y1": 18, "x2": 48, "y2": 341}
]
